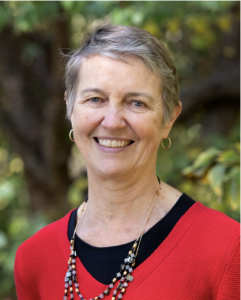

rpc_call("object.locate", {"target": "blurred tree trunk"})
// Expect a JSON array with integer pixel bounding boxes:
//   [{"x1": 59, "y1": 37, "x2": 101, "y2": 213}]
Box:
[{"x1": 0, "y1": 17, "x2": 71, "y2": 220}]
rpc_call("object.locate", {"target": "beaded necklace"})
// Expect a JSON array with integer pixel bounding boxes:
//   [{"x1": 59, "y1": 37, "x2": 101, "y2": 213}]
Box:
[{"x1": 63, "y1": 187, "x2": 160, "y2": 300}]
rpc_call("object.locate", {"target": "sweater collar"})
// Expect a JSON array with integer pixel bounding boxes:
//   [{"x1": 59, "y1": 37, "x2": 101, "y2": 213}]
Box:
[{"x1": 57, "y1": 202, "x2": 207, "y2": 292}]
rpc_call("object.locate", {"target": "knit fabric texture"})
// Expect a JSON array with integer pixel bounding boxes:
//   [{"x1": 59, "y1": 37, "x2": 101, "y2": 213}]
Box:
[
  {"x1": 67, "y1": 193, "x2": 195, "y2": 284},
  {"x1": 14, "y1": 202, "x2": 240, "y2": 300}
]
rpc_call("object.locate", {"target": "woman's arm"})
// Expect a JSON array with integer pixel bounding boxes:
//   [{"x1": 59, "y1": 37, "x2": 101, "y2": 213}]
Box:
[
  {"x1": 216, "y1": 237, "x2": 240, "y2": 300},
  {"x1": 14, "y1": 247, "x2": 35, "y2": 300}
]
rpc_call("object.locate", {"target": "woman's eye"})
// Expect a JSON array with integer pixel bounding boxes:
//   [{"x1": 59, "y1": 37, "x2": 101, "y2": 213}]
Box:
[
  {"x1": 90, "y1": 97, "x2": 100, "y2": 102},
  {"x1": 134, "y1": 101, "x2": 144, "y2": 107}
]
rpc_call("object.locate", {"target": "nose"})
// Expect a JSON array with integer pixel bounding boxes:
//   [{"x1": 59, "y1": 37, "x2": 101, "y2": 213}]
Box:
[{"x1": 101, "y1": 105, "x2": 126, "y2": 130}]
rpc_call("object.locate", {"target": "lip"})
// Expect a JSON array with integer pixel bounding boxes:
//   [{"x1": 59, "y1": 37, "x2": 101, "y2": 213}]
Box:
[{"x1": 93, "y1": 137, "x2": 134, "y2": 153}]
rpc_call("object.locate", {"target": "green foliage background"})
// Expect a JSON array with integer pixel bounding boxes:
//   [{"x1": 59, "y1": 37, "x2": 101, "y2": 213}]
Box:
[{"x1": 0, "y1": 1, "x2": 239, "y2": 299}]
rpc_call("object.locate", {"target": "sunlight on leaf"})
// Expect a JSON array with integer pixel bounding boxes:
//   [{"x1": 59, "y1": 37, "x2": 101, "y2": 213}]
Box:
[
  {"x1": 218, "y1": 150, "x2": 240, "y2": 165},
  {"x1": 0, "y1": 181, "x2": 15, "y2": 202},
  {"x1": 207, "y1": 164, "x2": 226, "y2": 198},
  {"x1": 193, "y1": 148, "x2": 220, "y2": 169},
  {"x1": 227, "y1": 170, "x2": 240, "y2": 210},
  {"x1": 216, "y1": 15, "x2": 232, "y2": 32}
]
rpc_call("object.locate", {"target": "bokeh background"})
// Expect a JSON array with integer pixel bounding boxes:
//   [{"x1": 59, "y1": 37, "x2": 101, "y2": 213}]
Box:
[{"x1": 0, "y1": 1, "x2": 240, "y2": 299}]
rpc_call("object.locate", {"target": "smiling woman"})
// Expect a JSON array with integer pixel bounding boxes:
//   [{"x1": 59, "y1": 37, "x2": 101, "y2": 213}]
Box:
[
  {"x1": 14, "y1": 23, "x2": 240, "y2": 300},
  {"x1": 70, "y1": 54, "x2": 176, "y2": 179}
]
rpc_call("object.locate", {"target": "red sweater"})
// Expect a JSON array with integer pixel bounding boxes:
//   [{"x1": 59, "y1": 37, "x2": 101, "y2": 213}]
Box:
[{"x1": 14, "y1": 202, "x2": 240, "y2": 300}]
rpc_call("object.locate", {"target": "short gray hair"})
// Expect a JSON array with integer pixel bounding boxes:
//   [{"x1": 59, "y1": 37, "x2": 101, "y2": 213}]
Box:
[{"x1": 64, "y1": 23, "x2": 180, "y2": 124}]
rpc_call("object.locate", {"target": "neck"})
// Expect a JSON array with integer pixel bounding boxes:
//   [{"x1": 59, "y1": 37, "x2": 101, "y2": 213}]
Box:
[
  {"x1": 86, "y1": 168, "x2": 160, "y2": 222},
  {"x1": 75, "y1": 168, "x2": 182, "y2": 247},
  {"x1": 75, "y1": 167, "x2": 165, "y2": 246}
]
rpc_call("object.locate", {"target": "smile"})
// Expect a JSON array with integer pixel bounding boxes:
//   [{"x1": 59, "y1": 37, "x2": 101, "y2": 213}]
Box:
[{"x1": 95, "y1": 138, "x2": 133, "y2": 148}]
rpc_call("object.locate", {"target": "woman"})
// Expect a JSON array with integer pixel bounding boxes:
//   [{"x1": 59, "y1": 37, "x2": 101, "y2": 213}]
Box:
[{"x1": 14, "y1": 24, "x2": 239, "y2": 300}]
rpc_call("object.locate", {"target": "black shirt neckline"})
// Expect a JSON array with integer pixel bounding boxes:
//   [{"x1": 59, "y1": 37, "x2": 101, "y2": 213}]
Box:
[{"x1": 67, "y1": 193, "x2": 195, "y2": 284}]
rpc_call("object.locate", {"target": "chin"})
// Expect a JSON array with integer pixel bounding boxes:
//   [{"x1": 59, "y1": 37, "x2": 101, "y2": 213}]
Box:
[{"x1": 94, "y1": 165, "x2": 129, "y2": 179}]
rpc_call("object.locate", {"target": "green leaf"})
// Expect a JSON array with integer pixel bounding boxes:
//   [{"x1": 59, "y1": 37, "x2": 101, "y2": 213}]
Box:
[
  {"x1": 60, "y1": 1, "x2": 77, "y2": 12},
  {"x1": 0, "y1": 181, "x2": 15, "y2": 202},
  {"x1": 182, "y1": 147, "x2": 221, "y2": 178},
  {"x1": 223, "y1": 166, "x2": 240, "y2": 182},
  {"x1": 182, "y1": 165, "x2": 195, "y2": 176},
  {"x1": 0, "y1": 3, "x2": 12, "y2": 32},
  {"x1": 0, "y1": 231, "x2": 8, "y2": 249},
  {"x1": 207, "y1": 164, "x2": 226, "y2": 198},
  {"x1": 12, "y1": 1, "x2": 59, "y2": 33},
  {"x1": 67, "y1": 178, "x2": 87, "y2": 208},
  {"x1": 193, "y1": 148, "x2": 220, "y2": 169},
  {"x1": 217, "y1": 149, "x2": 240, "y2": 166},
  {"x1": 227, "y1": 168, "x2": 240, "y2": 210}
]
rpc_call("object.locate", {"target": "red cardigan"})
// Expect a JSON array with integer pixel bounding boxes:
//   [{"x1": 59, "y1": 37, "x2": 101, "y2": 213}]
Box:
[{"x1": 14, "y1": 202, "x2": 240, "y2": 300}]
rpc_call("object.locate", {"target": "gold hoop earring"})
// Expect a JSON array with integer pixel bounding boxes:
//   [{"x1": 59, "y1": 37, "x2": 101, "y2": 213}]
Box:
[
  {"x1": 161, "y1": 137, "x2": 171, "y2": 150},
  {"x1": 69, "y1": 129, "x2": 75, "y2": 142}
]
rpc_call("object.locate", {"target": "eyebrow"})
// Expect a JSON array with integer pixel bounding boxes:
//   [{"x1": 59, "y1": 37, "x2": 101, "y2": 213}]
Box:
[
  {"x1": 125, "y1": 92, "x2": 154, "y2": 101},
  {"x1": 81, "y1": 88, "x2": 107, "y2": 96},
  {"x1": 81, "y1": 88, "x2": 154, "y2": 101}
]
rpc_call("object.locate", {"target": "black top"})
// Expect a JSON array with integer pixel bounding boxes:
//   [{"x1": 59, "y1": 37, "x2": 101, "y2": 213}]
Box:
[{"x1": 68, "y1": 193, "x2": 195, "y2": 284}]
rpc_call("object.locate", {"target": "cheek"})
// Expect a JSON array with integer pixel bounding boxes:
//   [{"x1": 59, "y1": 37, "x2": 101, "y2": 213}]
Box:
[
  {"x1": 72, "y1": 106, "x2": 90, "y2": 125},
  {"x1": 83, "y1": 110, "x2": 94, "y2": 121},
  {"x1": 133, "y1": 118, "x2": 161, "y2": 145},
  {"x1": 134, "y1": 112, "x2": 163, "y2": 138},
  {"x1": 72, "y1": 107, "x2": 102, "y2": 137}
]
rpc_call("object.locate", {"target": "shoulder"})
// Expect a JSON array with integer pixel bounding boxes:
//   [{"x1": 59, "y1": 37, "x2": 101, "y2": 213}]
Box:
[
  {"x1": 14, "y1": 210, "x2": 73, "y2": 283},
  {"x1": 185, "y1": 201, "x2": 239, "y2": 262},
  {"x1": 17, "y1": 210, "x2": 72, "y2": 252},
  {"x1": 191, "y1": 203, "x2": 240, "y2": 296},
  {"x1": 192, "y1": 202, "x2": 239, "y2": 234}
]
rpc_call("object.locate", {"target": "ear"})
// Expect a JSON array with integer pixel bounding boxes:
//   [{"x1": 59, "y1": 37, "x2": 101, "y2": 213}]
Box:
[
  {"x1": 171, "y1": 101, "x2": 182, "y2": 124},
  {"x1": 162, "y1": 101, "x2": 182, "y2": 138}
]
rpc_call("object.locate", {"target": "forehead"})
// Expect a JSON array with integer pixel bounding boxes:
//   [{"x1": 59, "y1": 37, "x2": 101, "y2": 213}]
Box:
[{"x1": 77, "y1": 54, "x2": 162, "y2": 96}]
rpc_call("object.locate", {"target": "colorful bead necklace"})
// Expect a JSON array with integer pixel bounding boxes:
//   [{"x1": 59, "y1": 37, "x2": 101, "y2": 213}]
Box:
[{"x1": 64, "y1": 187, "x2": 160, "y2": 300}]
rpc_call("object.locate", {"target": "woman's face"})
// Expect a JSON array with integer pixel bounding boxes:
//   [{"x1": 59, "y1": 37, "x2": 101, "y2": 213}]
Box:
[{"x1": 70, "y1": 54, "x2": 179, "y2": 179}]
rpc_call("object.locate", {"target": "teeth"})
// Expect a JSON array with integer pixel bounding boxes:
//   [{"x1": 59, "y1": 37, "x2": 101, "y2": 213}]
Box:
[
  {"x1": 98, "y1": 139, "x2": 131, "y2": 148},
  {"x1": 106, "y1": 140, "x2": 112, "y2": 147},
  {"x1": 112, "y1": 140, "x2": 117, "y2": 147}
]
